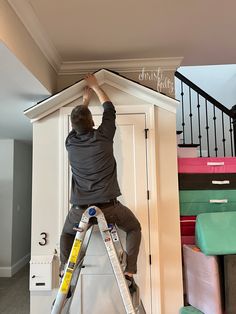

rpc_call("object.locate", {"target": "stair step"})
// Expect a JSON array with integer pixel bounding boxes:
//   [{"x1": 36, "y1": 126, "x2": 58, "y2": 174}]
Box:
[
  {"x1": 178, "y1": 144, "x2": 200, "y2": 148},
  {"x1": 176, "y1": 131, "x2": 183, "y2": 145},
  {"x1": 177, "y1": 144, "x2": 199, "y2": 158}
]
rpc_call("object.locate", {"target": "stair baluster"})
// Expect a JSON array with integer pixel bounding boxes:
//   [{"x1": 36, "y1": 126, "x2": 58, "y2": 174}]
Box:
[
  {"x1": 197, "y1": 94, "x2": 202, "y2": 157},
  {"x1": 175, "y1": 71, "x2": 236, "y2": 157}
]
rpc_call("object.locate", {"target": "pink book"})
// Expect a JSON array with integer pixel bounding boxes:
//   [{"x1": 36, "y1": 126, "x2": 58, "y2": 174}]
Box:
[
  {"x1": 178, "y1": 157, "x2": 236, "y2": 173},
  {"x1": 183, "y1": 245, "x2": 223, "y2": 314},
  {"x1": 180, "y1": 216, "x2": 196, "y2": 236},
  {"x1": 181, "y1": 236, "x2": 195, "y2": 245}
]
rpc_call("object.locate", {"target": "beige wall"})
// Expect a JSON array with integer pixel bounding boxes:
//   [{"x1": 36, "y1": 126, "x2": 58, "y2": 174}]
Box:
[
  {"x1": 57, "y1": 69, "x2": 175, "y2": 98},
  {"x1": 123, "y1": 70, "x2": 175, "y2": 98},
  {"x1": 0, "y1": 0, "x2": 57, "y2": 93}
]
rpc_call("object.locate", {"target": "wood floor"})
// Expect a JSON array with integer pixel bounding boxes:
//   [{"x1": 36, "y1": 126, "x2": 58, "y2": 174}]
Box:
[{"x1": 0, "y1": 265, "x2": 30, "y2": 314}]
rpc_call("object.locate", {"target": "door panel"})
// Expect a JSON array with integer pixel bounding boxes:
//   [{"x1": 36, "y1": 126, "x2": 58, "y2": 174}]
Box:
[{"x1": 68, "y1": 113, "x2": 151, "y2": 313}]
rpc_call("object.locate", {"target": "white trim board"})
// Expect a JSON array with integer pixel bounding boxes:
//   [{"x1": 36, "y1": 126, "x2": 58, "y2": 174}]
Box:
[
  {"x1": 0, "y1": 253, "x2": 30, "y2": 277},
  {"x1": 24, "y1": 69, "x2": 179, "y2": 121}
]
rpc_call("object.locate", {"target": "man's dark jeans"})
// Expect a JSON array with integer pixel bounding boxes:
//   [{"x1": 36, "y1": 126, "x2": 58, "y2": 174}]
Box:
[{"x1": 60, "y1": 201, "x2": 141, "y2": 274}]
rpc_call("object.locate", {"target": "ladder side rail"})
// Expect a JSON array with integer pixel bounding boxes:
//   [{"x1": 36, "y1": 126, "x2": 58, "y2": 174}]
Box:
[
  {"x1": 51, "y1": 211, "x2": 91, "y2": 314},
  {"x1": 110, "y1": 224, "x2": 126, "y2": 269},
  {"x1": 63, "y1": 226, "x2": 94, "y2": 314},
  {"x1": 96, "y1": 209, "x2": 136, "y2": 314},
  {"x1": 110, "y1": 224, "x2": 145, "y2": 313}
]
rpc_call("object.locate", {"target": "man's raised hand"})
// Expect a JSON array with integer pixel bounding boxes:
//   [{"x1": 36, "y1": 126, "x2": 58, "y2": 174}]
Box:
[
  {"x1": 85, "y1": 74, "x2": 99, "y2": 91},
  {"x1": 83, "y1": 86, "x2": 92, "y2": 107},
  {"x1": 84, "y1": 73, "x2": 110, "y2": 104}
]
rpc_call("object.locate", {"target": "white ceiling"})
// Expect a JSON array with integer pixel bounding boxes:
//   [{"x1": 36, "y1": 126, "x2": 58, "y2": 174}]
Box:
[
  {"x1": 13, "y1": 0, "x2": 236, "y2": 66},
  {"x1": 2, "y1": 0, "x2": 236, "y2": 141}
]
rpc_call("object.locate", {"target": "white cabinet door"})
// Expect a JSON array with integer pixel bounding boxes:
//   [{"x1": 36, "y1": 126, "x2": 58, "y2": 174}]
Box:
[{"x1": 69, "y1": 113, "x2": 151, "y2": 314}]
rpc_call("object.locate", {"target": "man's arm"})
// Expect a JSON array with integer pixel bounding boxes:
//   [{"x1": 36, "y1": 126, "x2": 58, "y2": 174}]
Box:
[
  {"x1": 85, "y1": 74, "x2": 110, "y2": 104},
  {"x1": 83, "y1": 86, "x2": 92, "y2": 107},
  {"x1": 85, "y1": 73, "x2": 116, "y2": 140}
]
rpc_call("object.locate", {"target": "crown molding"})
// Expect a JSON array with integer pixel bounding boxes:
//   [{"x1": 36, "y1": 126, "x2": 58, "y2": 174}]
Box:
[
  {"x1": 7, "y1": 0, "x2": 62, "y2": 72},
  {"x1": 7, "y1": 0, "x2": 183, "y2": 76},
  {"x1": 59, "y1": 57, "x2": 184, "y2": 75}
]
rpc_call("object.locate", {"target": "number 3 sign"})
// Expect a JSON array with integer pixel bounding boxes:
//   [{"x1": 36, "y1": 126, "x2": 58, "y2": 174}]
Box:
[{"x1": 39, "y1": 232, "x2": 48, "y2": 246}]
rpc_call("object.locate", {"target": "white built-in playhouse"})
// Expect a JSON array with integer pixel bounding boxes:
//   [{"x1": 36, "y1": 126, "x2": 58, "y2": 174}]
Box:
[{"x1": 25, "y1": 69, "x2": 183, "y2": 314}]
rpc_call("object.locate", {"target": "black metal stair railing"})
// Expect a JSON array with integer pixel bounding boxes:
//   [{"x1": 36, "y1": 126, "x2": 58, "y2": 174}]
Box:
[{"x1": 175, "y1": 71, "x2": 236, "y2": 157}]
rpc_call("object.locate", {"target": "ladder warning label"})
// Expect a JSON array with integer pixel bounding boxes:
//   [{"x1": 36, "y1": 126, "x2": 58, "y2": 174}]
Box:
[
  {"x1": 60, "y1": 271, "x2": 72, "y2": 294},
  {"x1": 70, "y1": 239, "x2": 82, "y2": 264}
]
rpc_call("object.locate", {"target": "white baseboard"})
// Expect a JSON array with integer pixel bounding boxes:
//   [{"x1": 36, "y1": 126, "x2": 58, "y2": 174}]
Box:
[
  {"x1": 0, "y1": 253, "x2": 30, "y2": 277},
  {"x1": 0, "y1": 266, "x2": 11, "y2": 277},
  {"x1": 12, "y1": 253, "x2": 30, "y2": 276}
]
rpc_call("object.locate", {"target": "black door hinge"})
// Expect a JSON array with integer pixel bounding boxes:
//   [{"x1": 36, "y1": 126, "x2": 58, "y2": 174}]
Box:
[
  {"x1": 149, "y1": 254, "x2": 152, "y2": 265},
  {"x1": 147, "y1": 190, "x2": 150, "y2": 200},
  {"x1": 144, "y1": 128, "x2": 149, "y2": 139}
]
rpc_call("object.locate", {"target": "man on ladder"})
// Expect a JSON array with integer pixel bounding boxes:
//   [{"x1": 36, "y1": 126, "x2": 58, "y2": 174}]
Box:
[{"x1": 60, "y1": 74, "x2": 142, "y2": 302}]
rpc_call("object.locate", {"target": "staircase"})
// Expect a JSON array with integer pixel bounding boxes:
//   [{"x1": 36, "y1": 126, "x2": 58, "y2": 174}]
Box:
[
  {"x1": 176, "y1": 71, "x2": 236, "y2": 314},
  {"x1": 175, "y1": 71, "x2": 236, "y2": 157}
]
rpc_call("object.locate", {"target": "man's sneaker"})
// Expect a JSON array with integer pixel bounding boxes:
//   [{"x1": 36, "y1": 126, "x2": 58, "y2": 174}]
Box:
[
  {"x1": 66, "y1": 287, "x2": 72, "y2": 299},
  {"x1": 125, "y1": 274, "x2": 137, "y2": 294}
]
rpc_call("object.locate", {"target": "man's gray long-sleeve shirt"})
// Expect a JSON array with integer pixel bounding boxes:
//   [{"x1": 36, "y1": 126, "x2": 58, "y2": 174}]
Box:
[{"x1": 66, "y1": 101, "x2": 121, "y2": 205}]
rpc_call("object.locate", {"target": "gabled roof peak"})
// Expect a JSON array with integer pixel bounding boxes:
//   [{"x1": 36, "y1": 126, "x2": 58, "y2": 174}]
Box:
[{"x1": 24, "y1": 68, "x2": 178, "y2": 121}]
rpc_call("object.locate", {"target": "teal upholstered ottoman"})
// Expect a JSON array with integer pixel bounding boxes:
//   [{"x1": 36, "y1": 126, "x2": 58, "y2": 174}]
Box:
[{"x1": 196, "y1": 212, "x2": 236, "y2": 255}]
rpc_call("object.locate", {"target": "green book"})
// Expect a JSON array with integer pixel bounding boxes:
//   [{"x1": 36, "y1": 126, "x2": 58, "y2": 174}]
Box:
[{"x1": 179, "y1": 306, "x2": 204, "y2": 313}]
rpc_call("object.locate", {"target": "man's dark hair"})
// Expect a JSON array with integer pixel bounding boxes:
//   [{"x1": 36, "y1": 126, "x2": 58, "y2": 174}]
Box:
[{"x1": 71, "y1": 105, "x2": 94, "y2": 133}]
